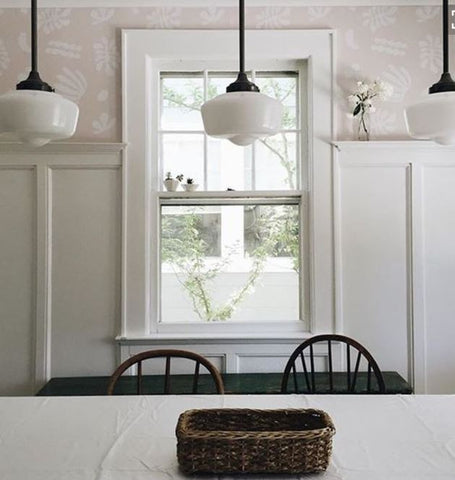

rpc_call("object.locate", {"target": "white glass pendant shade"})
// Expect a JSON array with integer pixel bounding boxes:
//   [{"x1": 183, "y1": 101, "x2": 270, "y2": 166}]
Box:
[
  {"x1": 201, "y1": 91, "x2": 282, "y2": 146},
  {"x1": 0, "y1": 89, "x2": 79, "y2": 147},
  {"x1": 405, "y1": 92, "x2": 455, "y2": 145}
]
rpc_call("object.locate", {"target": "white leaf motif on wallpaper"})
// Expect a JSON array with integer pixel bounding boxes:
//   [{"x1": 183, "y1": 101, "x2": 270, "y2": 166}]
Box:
[
  {"x1": 382, "y1": 65, "x2": 411, "y2": 102},
  {"x1": 46, "y1": 41, "x2": 81, "y2": 59},
  {"x1": 200, "y1": 6, "x2": 225, "y2": 25},
  {"x1": 38, "y1": 8, "x2": 71, "y2": 35},
  {"x1": 18, "y1": 32, "x2": 30, "y2": 53},
  {"x1": 419, "y1": 35, "x2": 442, "y2": 73},
  {"x1": 93, "y1": 37, "x2": 119, "y2": 77},
  {"x1": 370, "y1": 109, "x2": 397, "y2": 136},
  {"x1": 146, "y1": 8, "x2": 182, "y2": 28},
  {"x1": 371, "y1": 38, "x2": 407, "y2": 56},
  {"x1": 362, "y1": 7, "x2": 397, "y2": 32},
  {"x1": 307, "y1": 7, "x2": 332, "y2": 21},
  {"x1": 17, "y1": 71, "x2": 28, "y2": 83},
  {"x1": 0, "y1": 39, "x2": 10, "y2": 76},
  {"x1": 255, "y1": 7, "x2": 290, "y2": 28},
  {"x1": 54, "y1": 68, "x2": 87, "y2": 102},
  {"x1": 416, "y1": 7, "x2": 439, "y2": 23},
  {"x1": 97, "y1": 89, "x2": 108, "y2": 102},
  {"x1": 90, "y1": 8, "x2": 115, "y2": 26},
  {"x1": 344, "y1": 63, "x2": 362, "y2": 80},
  {"x1": 93, "y1": 113, "x2": 116, "y2": 135},
  {"x1": 345, "y1": 29, "x2": 359, "y2": 50}
]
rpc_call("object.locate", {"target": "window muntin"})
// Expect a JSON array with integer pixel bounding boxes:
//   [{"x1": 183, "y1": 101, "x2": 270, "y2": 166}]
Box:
[{"x1": 160, "y1": 71, "x2": 299, "y2": 192}]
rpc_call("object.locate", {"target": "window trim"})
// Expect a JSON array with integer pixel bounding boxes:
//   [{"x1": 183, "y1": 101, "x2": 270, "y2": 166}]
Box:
[{"x1": 122, "y1": 29, "x2": 336, "y2": 339}]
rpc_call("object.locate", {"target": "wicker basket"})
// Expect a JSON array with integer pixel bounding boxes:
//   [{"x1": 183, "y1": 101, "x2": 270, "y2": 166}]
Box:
[{"x1": 176, "y1": 408, "x2": 336, "y2": 474}]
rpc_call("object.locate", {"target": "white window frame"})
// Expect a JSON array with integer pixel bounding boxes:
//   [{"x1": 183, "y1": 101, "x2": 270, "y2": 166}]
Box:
[{"x1": 122, "y1": 29, "x2": 335, "y2": 339}]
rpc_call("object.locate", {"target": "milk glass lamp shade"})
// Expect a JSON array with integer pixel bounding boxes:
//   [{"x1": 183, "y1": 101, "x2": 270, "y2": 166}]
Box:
[
  {"x1": 201, "y1": 91, "x2": 283, "y2": 146},
  {"x1": 0, "y1": 90, "x2": 79, "y2": 147},
  {"x1": 405, "y1": 92, "x2": 455, "y2": 145},
  {"x1": 201, "y1": 0, "x2": 283, "y2": 147},
  {"x1": 0, "y1": 0, "x2": 79, "y2": 147}
]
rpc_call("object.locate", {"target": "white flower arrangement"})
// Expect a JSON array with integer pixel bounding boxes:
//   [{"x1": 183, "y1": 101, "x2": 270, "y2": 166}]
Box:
[{"x1": 348, "y1": 80, "x2": 393, "y2": 140}]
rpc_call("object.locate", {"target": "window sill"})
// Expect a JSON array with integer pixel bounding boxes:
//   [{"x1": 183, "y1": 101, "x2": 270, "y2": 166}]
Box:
[{"x1": 115, "y1": 332, "x2": 311, "y2": 345}]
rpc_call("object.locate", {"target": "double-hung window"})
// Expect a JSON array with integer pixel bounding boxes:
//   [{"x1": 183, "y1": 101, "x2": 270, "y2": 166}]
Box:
[
  {"x1": 160, "y1": 70, "x2": 306, "y2": 330},
  {"x1": 122, "y1": 30, "x2": 334, "y2": 338}
]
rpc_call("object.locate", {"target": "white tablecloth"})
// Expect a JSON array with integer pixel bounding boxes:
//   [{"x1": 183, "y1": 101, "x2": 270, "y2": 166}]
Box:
[{"x1": 0, "y1": 394, "x2": 454, "y2": 479}]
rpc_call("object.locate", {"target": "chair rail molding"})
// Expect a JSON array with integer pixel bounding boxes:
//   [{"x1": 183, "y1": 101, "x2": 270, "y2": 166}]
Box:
[
  {"x1": 0, "y1": 142, "x2": 125, "y2": 395},
  {"x1": 333, "y1": 140, "x2": 455, "y2": 394}
]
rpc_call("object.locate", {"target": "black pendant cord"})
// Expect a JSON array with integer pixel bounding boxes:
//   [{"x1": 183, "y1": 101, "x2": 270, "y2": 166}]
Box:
[
  {"x1": 239, "y1": 0, "x2": 245, "y2": 74},
  {"x1": 443, "y1": 0, "x2": 449, "y2": 74},
  {"x1": 429, "y1": 0, "x2": 455, "y2": 93},
  {"x1": 31, "y1": 0, "x2": 38, "y2": 72},
  {"x1": 17, "y1": 0, "x2": 54, "y2": 92},
  {"x1": 226, "y1": 0, "x2": 259, "y2": 93}
]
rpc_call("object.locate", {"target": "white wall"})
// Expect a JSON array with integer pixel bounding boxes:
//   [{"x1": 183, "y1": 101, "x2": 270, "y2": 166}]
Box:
[
  {"x1": 0, "y1": 143, "x2": 123, "y2": 395},
  {"x1": 334, "y1": 142, "x2": 455, "y2": 394},
  {"x1": 1, "y1": 141, "x2": 455, "y2": 394},
  {"x1": 0, "y1": 166, "x2": 35, "y2": 394}
]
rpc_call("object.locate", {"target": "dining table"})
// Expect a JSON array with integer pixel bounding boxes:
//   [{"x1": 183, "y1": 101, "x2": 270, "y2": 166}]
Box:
[{"x1": 0, "y1": 394, "x2": 454, "y2": 479}]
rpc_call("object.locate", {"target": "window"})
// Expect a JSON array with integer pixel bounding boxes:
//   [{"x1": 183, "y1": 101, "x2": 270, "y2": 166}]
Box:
[
  {"x1": 160, "y1": 71, "x2": 299, "y2": 191},
  {"x1": 122, "y1": 30, "x2": 334, "y2": 338},
  {"x1": 159, "y1": 70, "x2": 303, "y2": 327}
]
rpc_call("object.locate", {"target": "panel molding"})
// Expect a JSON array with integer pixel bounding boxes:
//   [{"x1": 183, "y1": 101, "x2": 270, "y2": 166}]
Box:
[
  {"x1": 0, "y1": 165, "x2": 36, "y2": 394},
  {"x1": 333, "y1": 141, "x2": 455, "y2": 394},
  {"x1": 334, "y1": 152, "x2": 413, "y2": 386},
  {"x1": 0, "y1": 142, "x2": 126, "y2": 155},
  {"x1": 410, "y1": 162, "x2": 426, "y2": 393},
  {"x1": 0, "y1": 143, "x2": 124, "y2": 392}
]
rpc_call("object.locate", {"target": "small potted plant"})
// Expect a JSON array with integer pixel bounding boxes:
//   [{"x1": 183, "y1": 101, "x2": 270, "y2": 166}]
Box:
[
  {"x1": 163, "y1": 172, "x2": 183, "y2": 192},
  {"x1": 182, "y1": 177, "x2": 199, "y2": 192}
]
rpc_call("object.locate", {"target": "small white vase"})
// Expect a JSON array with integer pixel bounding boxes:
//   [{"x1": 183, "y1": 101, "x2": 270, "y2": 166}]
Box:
[
  {"x1": 164, "y1": 179, "x2": 180, "y2": 192},
  {"x1": 182, "y1": 183, "x2": 199, "y2": 192}
]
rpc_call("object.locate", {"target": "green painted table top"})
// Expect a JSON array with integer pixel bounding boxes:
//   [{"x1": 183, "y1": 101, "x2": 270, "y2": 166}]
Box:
[{"x1": 36, "y1": 371, "x2": 412, "y2": 396}]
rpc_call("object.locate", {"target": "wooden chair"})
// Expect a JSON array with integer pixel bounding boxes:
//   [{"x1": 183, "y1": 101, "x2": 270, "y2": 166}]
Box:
[
  {"x1": 107, "y1": 349, "x2": 224, "y2": 395},
  {"x1": 281, "y1": 334, "x2": 385, "y2": 394}
]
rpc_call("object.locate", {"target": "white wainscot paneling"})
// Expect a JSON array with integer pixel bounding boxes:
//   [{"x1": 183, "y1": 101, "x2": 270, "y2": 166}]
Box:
[
  {"x1": 421, "y1": 165, "x2": 455, "y2": 394},
  {"x1": 0, "y1": 143, "x2": 124, "y2": 395},
  {"x1": 0, "y1": 167, "x2": 35, "y2": 395},
  {"x1": 51, "y1": 166, "x2": 121, "y2": 377},
  {"x1": 334, "y1": 142, "x2": 455, "y2": 394},
  {"x1": 119, "y1": 340, "x2": 305, "y2": 374},
  {"x1": 336, "y1": 159, "x2": 410, "y2": 382}
]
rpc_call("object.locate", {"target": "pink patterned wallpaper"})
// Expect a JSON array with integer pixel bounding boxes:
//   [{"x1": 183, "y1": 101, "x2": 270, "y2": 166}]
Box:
[{"x1": 0, "y1": 6, "x2": 445, "y2": 141}]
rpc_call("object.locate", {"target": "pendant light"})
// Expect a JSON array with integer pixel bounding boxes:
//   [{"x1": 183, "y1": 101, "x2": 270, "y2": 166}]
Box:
[
  {"x1": 201, "y1": 0, "x2": 282, "y2": 146},
  {"x1": 405, "y1": 0, "x2": 455, "y2": 144},
  {"x1": 0, "y1": 0, "x2": 78, "y2": 147}
]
